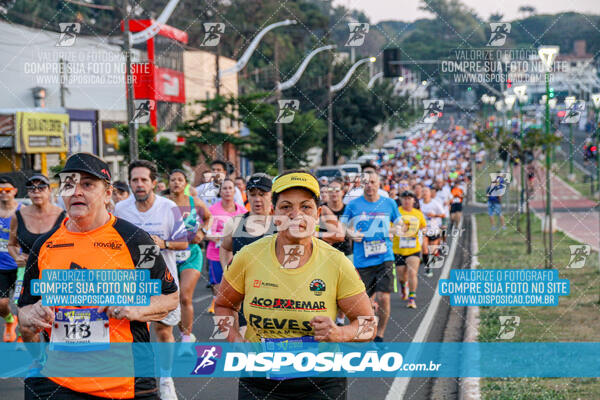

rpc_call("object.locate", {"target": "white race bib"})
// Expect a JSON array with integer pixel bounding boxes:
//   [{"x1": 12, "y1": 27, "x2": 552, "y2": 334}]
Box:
[
  {"x1": 399, "y1": 237, "x2": 417, "y2": 249},
  {"x1": 0, "y1": 240, "x2": 8, "y2": 252},
  {"x1": 364, "y1": 240, "x2": 387, "y2": 257},
  {"x1": 51, "y1": 308, "x2": 110, "y2": 351},
  {"x1": 175, "y1": 249, "x2": 191, "y2": 263}
]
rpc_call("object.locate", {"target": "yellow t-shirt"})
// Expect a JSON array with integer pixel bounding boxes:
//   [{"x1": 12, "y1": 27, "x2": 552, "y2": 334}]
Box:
[
  {"x1": 223, "y1": 234, "x2": 366, "y2": 342},
  {"x1": 393, "y1": 207, "x2": 427, "y2": 256}
]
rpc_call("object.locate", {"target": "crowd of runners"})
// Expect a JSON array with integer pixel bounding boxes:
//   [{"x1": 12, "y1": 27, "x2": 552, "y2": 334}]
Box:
[{"x1": 0, "y1": 124, "x2": 473, "y2": 399}]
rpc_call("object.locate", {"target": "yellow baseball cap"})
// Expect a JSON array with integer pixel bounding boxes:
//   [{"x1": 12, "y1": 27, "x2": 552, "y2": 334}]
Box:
[{"x1": 272, "y1": 172, "x2": 320, "y2": 198}]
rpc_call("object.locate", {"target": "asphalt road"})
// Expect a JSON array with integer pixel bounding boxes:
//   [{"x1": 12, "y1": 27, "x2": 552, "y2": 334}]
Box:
[
  {"x1": 0, "y1": 215, "x2": 472, "y2": 400},
  {"x1": 0, "y1": 112, "x2": 473, "y2": 400}
]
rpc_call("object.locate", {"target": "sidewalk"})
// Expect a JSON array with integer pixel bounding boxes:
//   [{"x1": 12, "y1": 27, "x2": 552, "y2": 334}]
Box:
[{"x1": 514, "y1": 163, "x2": 600, "y2": 251}]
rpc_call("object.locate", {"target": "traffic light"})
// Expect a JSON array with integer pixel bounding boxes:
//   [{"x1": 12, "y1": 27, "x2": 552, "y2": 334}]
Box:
[
  {"x1": 383, "y1": 48, "x2": 402, "y2": 78},
  {"x1": 507, "y1": 79, "x2": 512, "y2": 89},
  {"x1": 549, "y1": 87, "x2": 555, "y2": 98}
]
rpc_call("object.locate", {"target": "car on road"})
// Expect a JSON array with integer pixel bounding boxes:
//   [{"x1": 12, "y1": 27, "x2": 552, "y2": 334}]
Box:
[
  {"x1": 340, "y1": 163, "x2": 361, "y2": 179},
  {"x1": 356, "y1": 153, "x2": 378, "y2": 164},
  {"x1": 315, "y1": 166, "x2": 346, "y2": 179}
]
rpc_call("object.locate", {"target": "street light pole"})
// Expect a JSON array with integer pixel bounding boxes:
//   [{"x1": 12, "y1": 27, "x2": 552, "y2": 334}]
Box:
[
  {"x1": 564, "y1": 96, "x2": 576, "y2": 179},
  {"x1": 122, "y1": 0, "x2": 138, "y2": 161},
  {"x1": 218, "y1": 19, "x2": 297, "y2": 79},
  {"x1": 327, "y1": 57, "x2": 376, "y2": 165},
  {"x1": 274, "y1": 44, "x2": 336, "y2": 173},
  {"x1": 327, "y1": 69, "x2": 333, "y2": 165},
  {"x1": 545, "y1": 70, "x2": 553, "y2": 268},
  {"x1": 539, "y1": 45, "x2": 559, "y2": 269},
  {"x1": 274, "y1": 38, "x2": 284, "y2": 173},
  {"x1": 211, "y1": 19, "x2": 296, "y2": 170}
]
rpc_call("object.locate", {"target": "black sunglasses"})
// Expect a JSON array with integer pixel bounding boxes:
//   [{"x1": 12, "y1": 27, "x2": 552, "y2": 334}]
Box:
[{"x1": 26, "y1": 183, "x2": 49, "y2": 192}]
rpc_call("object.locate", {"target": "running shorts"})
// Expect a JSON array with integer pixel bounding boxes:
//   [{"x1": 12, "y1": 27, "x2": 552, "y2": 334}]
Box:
[
  {"x1": 238, "y1": 377, "x2": 347, "y2": 400},
  {"x1": 208, "y1": 260, "x2": 223, "y2": 285},
  {"x1": 177, "y1": 244, "x2": 203, "y2": 274},
  {"x1": 24, "y1": 377, "x2": 159, "y2": 400},
  {"x1": 0, "y1": 269, "x2": 17, "y2": 298},
  {"x1": 450, "y1": 203, "x2": 463, "y2": 213},
  {"x1": 395, "y1": 253, "x2": 421, "y2": 267},
  {"x1": 357, "y1": 261, "x2": 393, "y2": 296}
]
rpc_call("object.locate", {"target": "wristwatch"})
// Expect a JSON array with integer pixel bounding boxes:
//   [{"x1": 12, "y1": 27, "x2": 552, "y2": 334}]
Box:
[{"x1": 164, "y1": 240, "x2": 169, "y2": 249}]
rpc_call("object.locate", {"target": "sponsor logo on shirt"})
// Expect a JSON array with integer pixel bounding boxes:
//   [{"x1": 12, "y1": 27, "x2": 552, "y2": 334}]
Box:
[
  {"x1": 249, "y1": 297, "x2": 326, "y2": 311},
  {"x1": 309, "y1": 279, "x2": 326, "y2": 296},
  {"x1": 248, "y1": 313, "x2": 313, "y2": 332},
  {"x1": 46, "y1": 241, "x2": 75, "y2": 249},
  {"x1": 93, "y1": 240, "x2": 123, "y2": 250},
  {"x1": 252, "y1": 280, "x2": 279, "y2": 288}
]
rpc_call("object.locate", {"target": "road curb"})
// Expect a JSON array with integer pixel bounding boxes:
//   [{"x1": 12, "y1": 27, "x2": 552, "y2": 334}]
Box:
[{"x1": 459, "y1": 215, "x2": 481, "y2": 400}]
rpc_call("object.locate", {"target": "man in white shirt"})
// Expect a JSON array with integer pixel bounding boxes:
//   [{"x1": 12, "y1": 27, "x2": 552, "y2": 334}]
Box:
[
  {"x1": 114, "y1": 160, "x2": 188, "y2": 400},
  {"x1": 195, "y1": 160, "x2": 244, "y2": 207},
  {"x1": 343, "y1": 164, "x2": 389, "y2": 204}
]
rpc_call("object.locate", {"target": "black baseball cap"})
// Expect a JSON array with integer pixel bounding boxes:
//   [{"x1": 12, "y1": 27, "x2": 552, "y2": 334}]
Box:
[
  {"x1": 400, "y1": 190, "x2": 415, "y2": 198},
  {"x1": 113, "y1": 181, "x2": 130, "y2": 193},
  {"x1": 26, "y1": 174, "x2": 50, "y2": 185},
  {"x1": 0, "y1": 176, "x2": 16, "y2": 187},
  {"x1": 57, "y1": 153, "x2": 112, "y2": 182},
  {"x1": 246, "y1": 173, "x2": 272, "y2": 192}
]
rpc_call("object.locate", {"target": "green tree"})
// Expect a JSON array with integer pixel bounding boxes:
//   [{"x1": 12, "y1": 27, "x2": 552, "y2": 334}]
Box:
[
  {"x1": 118, "y1": 125, "x2": 201, "y2": 174},
  {"x1": 178, "y1": 95, "x2": 248, "y2": 162},
  {"x1": 324, "y1": 61, "x2": 417, "y2": 163},
  {"x1": 238, "y1": 95, "x2": 326, "y2": 175}
]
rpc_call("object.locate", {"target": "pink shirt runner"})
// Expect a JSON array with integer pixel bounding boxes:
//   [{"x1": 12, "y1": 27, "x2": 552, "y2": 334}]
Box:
[{"x1": 206, "y1": 200, "x2": 247, "y2": 261}]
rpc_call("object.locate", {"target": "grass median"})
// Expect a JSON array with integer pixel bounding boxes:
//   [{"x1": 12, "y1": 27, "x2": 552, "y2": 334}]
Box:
[{"x1": 475, "y1": 212, "x2": 600, "y2": 399}]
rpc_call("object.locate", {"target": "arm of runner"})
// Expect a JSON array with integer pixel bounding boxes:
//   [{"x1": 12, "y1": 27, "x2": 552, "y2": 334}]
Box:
[
  {"x1": 99, "y1": 292, "x2": 179, "y2": 322},
  {"x1": 18, "y1": 246, "x2": 54, "y2": 332},
  {"x1": 192, "y1": 197, "x2": 212, "y2": 244},
  {"x1": 204, "y1": 214, "x2": 224, "y2": 242},
  {"x1": 312, "y1": 292, "x2": 374, "y2": 342},
  {"x1": 347, "y1": 227, "x2": 364, "y2": 242},
  {"x1": 214, "y1": 279, "x2": 246, "y2": 342},
  {"x1": 18, "y1": 300, "x2": 54, "y2": 332},
  {"x1": 8, "y1": 216, "x2": 26, "y2": 267},
  {"x1": 319, "y1": 206, "x2": 345, "y2": 244},
  {"x1": 390, "y1": 206, "x2": 403, "y2": 237},
  {"x1": 150, "y1": 234, "x2": 188, "y2": 250},
  {"x1": 219, "y1": 225, "x2": 234, "y2": 270}
]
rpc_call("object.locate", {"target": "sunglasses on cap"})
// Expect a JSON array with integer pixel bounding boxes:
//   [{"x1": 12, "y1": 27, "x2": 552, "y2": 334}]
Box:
[{"x1": 26, "y1": 183, "x2": 49, "y2": 192}]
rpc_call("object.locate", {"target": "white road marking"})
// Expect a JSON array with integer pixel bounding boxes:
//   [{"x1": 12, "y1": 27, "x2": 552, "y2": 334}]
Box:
[
  {"x1": 385, "y1": 217, "x2": 463, "y2": 400},
  {"x1": 193, "y1": 293, "x2": 213, "y2": 304}
]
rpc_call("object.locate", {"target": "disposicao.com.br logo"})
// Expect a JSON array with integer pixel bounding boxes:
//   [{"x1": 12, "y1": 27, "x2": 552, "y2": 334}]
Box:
[{"x1": 222, "y1": 351, "x2": 440, "y2": 374}]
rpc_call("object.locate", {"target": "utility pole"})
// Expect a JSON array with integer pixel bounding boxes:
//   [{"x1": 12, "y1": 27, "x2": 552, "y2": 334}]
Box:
[
  {"x1": 122, "y1": 0, "x2": 138, "y2": 161},
  {"x1": 215, "y1": 39, "x2": 224, "y2": 159},
  {"x1": 274, "y1": 37, "x2": 284, "y2": 173},
  {"x1": 545, "y1": 71, "x2": 553, "y2": 268},
  {"x1": 59, "y1": 58, "x2": 68, "y2": 107},
  {"x1": 326, "y1": 67, "x2": 333, "y2": 165}
]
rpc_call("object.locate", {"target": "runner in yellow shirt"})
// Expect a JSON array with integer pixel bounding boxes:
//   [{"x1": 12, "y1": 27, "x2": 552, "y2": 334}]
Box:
[
  {"x1": 215, "y1": 169, "x2": 375, "y2": 400},
  {"x1": 393, "y1": 191, "x2": 427, "y2": 309}
]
